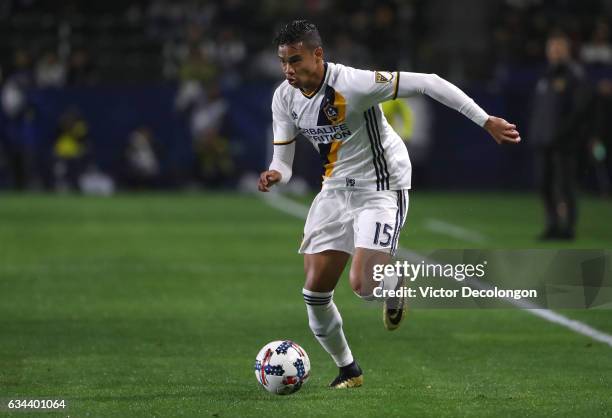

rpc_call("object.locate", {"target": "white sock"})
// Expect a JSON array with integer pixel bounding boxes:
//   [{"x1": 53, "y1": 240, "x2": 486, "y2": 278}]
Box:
[
  {"x1": 381, "y1": 270, "x2": 399, "y2": 293},
  {"x1": 302, "y1": 288, "x2": 354, "y2": 367}
]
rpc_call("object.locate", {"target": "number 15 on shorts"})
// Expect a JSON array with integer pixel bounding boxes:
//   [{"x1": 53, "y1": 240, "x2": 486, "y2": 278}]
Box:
[{"x1": 373, "y1": 222, "x2": 393, "y2": 247}]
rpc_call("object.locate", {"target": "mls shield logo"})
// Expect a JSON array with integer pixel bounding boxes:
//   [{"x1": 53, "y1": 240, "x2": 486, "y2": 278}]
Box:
[
  {"x1": 375, "y1": 71, "x2": 394, "y2": 83},
  {"x1": 323, "y1": 103, "x2": 339, "y2": 123}
]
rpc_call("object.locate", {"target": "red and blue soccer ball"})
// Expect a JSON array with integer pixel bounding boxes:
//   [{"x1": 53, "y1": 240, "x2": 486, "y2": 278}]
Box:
[{"x1": 254, "y1": 340, "x2": 311, "y2": 395}]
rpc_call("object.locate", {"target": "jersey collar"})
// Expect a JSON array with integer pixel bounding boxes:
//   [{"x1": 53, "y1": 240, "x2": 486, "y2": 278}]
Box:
[{"x1": 299, "y1": 62, "x2": 328, "y2": 99}]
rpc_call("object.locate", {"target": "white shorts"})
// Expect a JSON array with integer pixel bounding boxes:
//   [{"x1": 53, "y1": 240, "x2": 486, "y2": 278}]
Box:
[{"x1": 299, "y1": 189, "x2": 409, "y2": 256}]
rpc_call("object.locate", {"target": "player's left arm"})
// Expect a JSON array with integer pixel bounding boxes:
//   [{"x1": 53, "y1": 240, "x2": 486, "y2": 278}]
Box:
[
  {"x1": 353, "y1": 69, "x2": 520, "y2": 145},
  {"x1": 396, "y1": 72, "x2": 520, "y2": 145}
]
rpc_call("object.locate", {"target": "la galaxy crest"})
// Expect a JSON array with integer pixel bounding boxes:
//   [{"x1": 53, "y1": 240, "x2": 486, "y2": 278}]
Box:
[
  {"x1": 323, "y1": 102, "x2": 340, "y2": 124},
  {"x1": 317, "y1": 85, "x2": 347, "y2": 126}
]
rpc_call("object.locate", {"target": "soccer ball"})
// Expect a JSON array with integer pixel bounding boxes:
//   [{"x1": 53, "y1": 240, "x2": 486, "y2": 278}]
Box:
[{"x1": 254, "y1": 340, "x2": 310, "y2": 395}]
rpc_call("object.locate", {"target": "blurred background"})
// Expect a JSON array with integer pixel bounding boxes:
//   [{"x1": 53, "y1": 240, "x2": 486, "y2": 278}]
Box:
[{"x1": 0, "y1": 0, "x2": 611, "y2": 194}]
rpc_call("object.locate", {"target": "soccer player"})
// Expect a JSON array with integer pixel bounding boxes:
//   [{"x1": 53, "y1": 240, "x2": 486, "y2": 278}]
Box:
[{"x1": 258, "y1": 20, "x2": 521, "y2": 388}]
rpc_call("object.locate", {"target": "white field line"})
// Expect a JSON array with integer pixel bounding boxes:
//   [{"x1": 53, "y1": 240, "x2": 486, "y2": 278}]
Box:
[
  {"x1": 424, "y1": 218, "x2": 488, "y2": 244},
  {"x1": 262, "y1": 192, "x2": 612, "y2": 348},
  {"x1": 261, "y1": 191, "x2": 309, "y2": 218},
  {"x1": 395, "y1": 248, "x2": 612, "y2": 348}
]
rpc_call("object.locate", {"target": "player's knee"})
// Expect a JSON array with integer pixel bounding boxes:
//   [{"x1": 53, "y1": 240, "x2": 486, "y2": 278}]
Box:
[
  {"x1": 303, "y1": 268, "x2": 322, "y2": 291},
  {"x1": 350, "y1": 267, "x2": 379, "y2": 301},
  {"x1": 349, "y1": 270, "x2": 369, "y2": 299},
  {"x1": 349, "y1": 271, "x2": 362, "y2": 295},
  {"x1": 303, "y1": 267, "x2": 337, "y2": 293}
]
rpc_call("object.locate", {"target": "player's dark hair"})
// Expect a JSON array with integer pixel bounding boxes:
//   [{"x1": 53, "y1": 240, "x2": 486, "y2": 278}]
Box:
[{"x1": 274, "y1": 20, "x2": 322, "y2": 49}]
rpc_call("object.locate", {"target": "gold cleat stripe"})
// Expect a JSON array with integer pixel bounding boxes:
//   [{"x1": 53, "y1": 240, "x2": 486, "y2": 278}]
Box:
[{"x1": 332, "y1": 375, "x2": 363, "y2": 388}]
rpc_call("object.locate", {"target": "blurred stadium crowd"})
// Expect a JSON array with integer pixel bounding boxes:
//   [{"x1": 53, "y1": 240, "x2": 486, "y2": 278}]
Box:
[{"x1": 0, "y1": 0, "x2": 611, "y2": 193}]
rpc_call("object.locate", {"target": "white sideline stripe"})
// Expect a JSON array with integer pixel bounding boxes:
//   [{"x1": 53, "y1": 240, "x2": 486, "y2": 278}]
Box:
[
  {"x1": 395, "y1": 248, "x2": 612, "y2": 348},
  {"x1": 424, "y1": 218, "x2": 488, "y2": 244},
  {"x1": 261, "y1": 192, "x2": 612, "y2": 348},
  {"x1": 261, "y1": 192, "x2": 309, "y2": 218}
]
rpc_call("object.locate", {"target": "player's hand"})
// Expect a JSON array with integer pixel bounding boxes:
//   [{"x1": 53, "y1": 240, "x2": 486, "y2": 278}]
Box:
[
  {"x1": 258, "y1": 170, "x2": 282, "y2": 192},
  {"x1": 484, "y1": 116, "x2": 521, "y2": 145}
]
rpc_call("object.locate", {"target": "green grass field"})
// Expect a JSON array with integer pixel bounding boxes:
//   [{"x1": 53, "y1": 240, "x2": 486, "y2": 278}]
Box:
[{"x1": 1, "y1": 192, "x2": 611, "y2": 417}]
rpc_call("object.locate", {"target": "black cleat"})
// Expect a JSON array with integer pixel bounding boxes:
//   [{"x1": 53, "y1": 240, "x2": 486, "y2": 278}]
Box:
[
  {"x1": 384, "y1": 276, "x2": 407, "y2": 331},
  {"x1": 329, "y1": 361, "x2": 363, "y2": 388}
]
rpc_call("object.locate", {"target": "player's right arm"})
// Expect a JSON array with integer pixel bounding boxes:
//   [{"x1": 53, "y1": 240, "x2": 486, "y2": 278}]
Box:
[{"x1": 258, "y1": 88, "x2": 298, "y2": 192}]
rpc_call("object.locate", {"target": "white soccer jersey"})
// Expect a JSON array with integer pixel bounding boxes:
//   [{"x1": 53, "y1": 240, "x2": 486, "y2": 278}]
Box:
[
  {"x1": 269, "y1": 62, "x2": 489, "y2": 191},
  {"x1": 272, "y1": 62, "x2": 410, "y2": 191}
]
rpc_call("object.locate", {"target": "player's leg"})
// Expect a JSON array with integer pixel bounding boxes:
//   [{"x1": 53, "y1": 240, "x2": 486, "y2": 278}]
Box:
[
  {"x1": 304, "y1": 250, "x2": 349, "y2": 291},
  {"x1": 351, "y1": 190, "x2": 409, "y2": 330},
  {"x1": 303, "y1": 251, "x2": 363, "y2": 388},
  {"x1": 349, "y1": 247, "x2": 393, "y2": 298},
  {"x1": 303, "y1": 250, "x2": 351, "y2": 364},
  {"x1": 350, "y1": 246, "x2": 406, "y2": 330},
  {"x1": 299, "y1": 190, "x2": 361, "y2": 388}
]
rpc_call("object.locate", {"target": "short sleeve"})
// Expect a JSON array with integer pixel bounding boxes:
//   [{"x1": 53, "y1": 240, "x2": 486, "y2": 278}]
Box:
[
  {"x1": 346, "y1": 68, "x2": 400, "y2": 110},
  {"x1": 272, "y1": 88, "x2": 298, "y2": 145}
]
